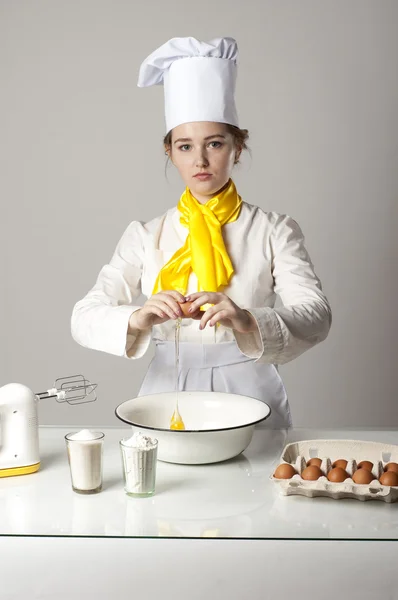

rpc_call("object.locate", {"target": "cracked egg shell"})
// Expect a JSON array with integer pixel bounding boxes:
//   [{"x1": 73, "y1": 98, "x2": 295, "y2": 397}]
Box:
[{"x1": 179, "y1": 301, "x2": 203, "y2": 319}]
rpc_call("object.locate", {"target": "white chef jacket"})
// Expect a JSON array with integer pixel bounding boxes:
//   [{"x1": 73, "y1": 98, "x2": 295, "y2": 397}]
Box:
[{"x1": 71, "y1": 202, "x2": 332, "y2": 366}]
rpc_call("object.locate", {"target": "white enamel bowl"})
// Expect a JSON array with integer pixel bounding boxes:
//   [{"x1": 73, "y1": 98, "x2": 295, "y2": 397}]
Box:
[{"x1": 115, "y1": 391, "x2": 271, "y2": 465}]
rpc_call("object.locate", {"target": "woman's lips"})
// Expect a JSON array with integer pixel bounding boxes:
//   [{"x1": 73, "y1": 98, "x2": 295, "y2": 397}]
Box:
[{"x1": 194, "y1": 174, "x2": 212, "y2": 181}]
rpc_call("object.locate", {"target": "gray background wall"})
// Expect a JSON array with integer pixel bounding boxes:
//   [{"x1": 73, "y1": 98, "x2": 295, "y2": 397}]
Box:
[{"x1": 1, "y1": 0, "x2": 397, "y2": 428}]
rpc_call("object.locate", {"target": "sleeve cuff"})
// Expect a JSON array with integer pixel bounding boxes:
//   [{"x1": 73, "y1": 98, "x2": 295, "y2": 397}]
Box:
[
  {"x1": 124, "y1": 307, "x2": 152, "y2": 359},
  {"x1": 83, "y1": 304, "x2": 151, "y2": 359},
  {"x1": 233, "y1": 309, "x2": 263, "y2": 360},
  {"x1": 125, "y1": 329, "x2": 152, "y2": 359},
  {"x1": 233, "y1": 308, "x2": 284, "y2": 363}
]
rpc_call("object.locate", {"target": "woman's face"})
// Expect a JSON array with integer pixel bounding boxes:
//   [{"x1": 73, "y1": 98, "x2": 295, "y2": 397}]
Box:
[{"x1": 166, "y1": 122, "x2": 240, "y2": 204}]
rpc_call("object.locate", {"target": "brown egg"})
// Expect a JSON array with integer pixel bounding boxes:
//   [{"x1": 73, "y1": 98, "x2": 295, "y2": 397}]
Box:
[
  {"x1": 179, "y1": 301, "x2": 203, "y2": 319},
  {"x1": 352, "y1": 468, "x2": 374, "y2": 484},
  {"x1": 274, "y1": 463, "x2": 297, "y2": 479},
  {"x1": 306, "y1": 458, "x2": 322, "y2": 468},
  {"x1": 301, "y1": 466, "x2": 322, "y2": 481},
  {"x1": 332, "y1": 459, "x2": 348, "y2": 469},
  {"x1": 327, "y1": 467, "x2": 349, "y2": 483},
  {"x1": 357, "y1": 460, "x2": 373, "y2": 472},
  {"x1": 385, "y1": 462, "x2": 398, "y2": 474},
  {"x1": 379, "y1": 471, "x2": 398, "y2": 487}
]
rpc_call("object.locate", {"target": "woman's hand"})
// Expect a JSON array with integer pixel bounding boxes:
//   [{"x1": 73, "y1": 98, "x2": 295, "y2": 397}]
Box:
[
  {"x1": 186, "y1": 292, "x2": 258, "y2": 333},
  {"x1": 128, "y1": 291, "x2": 186, "y2": 332}
]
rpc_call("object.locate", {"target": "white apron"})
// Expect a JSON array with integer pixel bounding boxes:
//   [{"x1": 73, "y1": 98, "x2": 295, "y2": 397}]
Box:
[{"x1": 138, "y1": 341, "x2": 292, "y2": 429}]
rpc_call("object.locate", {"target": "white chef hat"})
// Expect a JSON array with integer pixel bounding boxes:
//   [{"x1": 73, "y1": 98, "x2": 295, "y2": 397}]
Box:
[{"x1": 137, "y1": 37, "x2": 239, "y2": 132}]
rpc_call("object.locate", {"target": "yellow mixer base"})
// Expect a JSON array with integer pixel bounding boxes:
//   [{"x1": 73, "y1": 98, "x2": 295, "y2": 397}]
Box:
[{"x1": 0, "y1": 462, "x2": 40, "y2": 478}]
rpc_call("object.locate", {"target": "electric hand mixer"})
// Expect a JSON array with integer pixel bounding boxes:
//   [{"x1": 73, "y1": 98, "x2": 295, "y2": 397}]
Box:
[{"x1": 0, "y1": 375, "x2": 97, "y2": 478}]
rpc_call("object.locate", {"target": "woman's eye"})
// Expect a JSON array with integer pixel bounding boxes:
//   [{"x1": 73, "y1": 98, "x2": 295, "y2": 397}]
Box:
[
  {"x1": 179, "y1": 144, "x2": 191, "y2": 151},
  {"x1": 209, "y1": 141, "x2": 222, "y2": 148}
]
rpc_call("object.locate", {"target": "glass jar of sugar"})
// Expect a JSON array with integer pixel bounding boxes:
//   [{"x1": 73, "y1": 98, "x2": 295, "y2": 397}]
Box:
[
  {"x1": 65, "y1": 429, "x2": 105, "y2": 494},
  {"x1": 120, "y1": 432, "x2": 158, "y2": 497}
]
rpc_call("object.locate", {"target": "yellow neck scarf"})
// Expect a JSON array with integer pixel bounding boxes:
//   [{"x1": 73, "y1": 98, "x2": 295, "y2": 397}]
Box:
[{"x1": 152, "y1": 179, "x2": 242, "y2": 295}]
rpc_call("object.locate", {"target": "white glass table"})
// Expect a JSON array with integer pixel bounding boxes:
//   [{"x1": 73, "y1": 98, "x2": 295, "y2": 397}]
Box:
[{"x1": 1, "y1": 426, "x2": 397, "y2": 598}]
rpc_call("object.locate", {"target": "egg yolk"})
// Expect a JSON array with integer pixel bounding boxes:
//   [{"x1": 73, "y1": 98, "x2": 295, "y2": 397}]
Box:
[{"x1": 170, "y1": 411, "x2": 185, "y2": 430}]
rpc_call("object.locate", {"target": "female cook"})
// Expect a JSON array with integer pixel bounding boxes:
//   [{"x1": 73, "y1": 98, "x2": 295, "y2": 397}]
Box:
[{"x1": 71, "y1": 36, "x2": 332, "y2": 429}]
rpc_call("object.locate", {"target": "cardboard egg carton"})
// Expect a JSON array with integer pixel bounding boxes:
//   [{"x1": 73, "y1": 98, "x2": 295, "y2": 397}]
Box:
[{"x1": 271, "y1": 439, "x2": 398, "y2": 503}]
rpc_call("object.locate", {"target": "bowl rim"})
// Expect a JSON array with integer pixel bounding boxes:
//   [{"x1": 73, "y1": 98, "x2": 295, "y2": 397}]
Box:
[{"x1": 114, "y1": 390, "x2": 272, "y2": 433}]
